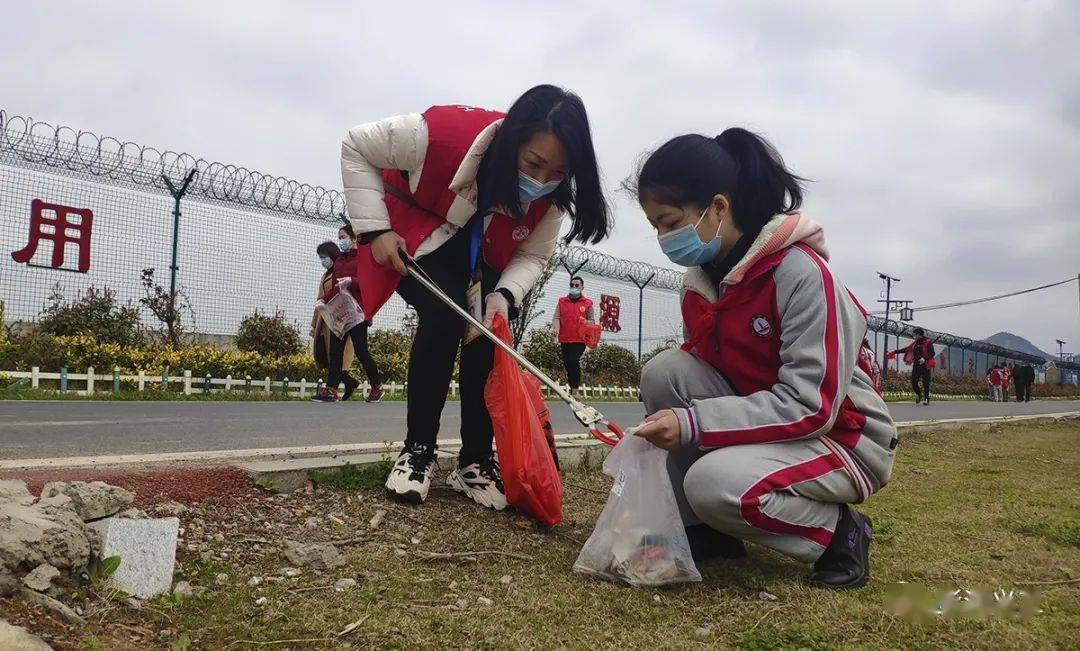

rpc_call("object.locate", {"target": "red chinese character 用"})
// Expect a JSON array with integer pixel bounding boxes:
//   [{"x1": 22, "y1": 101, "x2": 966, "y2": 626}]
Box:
[
  {"x1": 11, "y1": 199, "x2": 93, "y2": 273},
  {"x1": 600, "y1": 294, "x2": 622, "y2": 332}
]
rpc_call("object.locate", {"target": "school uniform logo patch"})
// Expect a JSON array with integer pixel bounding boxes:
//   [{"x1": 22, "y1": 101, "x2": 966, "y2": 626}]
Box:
[
  {"x1": 512, "y1": 225, "x2": 531, "y2": 241},
  {"x1": 750, "y1": 315, "x2": 773, "y2": 337}
]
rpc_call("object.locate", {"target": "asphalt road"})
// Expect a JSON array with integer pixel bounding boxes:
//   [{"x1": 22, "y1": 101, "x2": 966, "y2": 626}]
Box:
[{"x1": 1, "y1": 399, "x2": 1078, "y2": 461}]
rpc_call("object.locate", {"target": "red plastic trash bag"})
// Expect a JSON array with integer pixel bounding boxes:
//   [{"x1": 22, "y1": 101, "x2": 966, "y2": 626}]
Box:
[
  {"x1": 484, "y1": 315, "x2": 563, "y2": 526},
  {"x1": 581, "y1": 319, "x2": 602, "y2": 349}
]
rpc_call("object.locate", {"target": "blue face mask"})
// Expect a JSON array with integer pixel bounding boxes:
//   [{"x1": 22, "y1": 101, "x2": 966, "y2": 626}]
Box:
[
  {"x1": 338, "y1": 238, "x2": 353, "y2": 252},
  {"x1": 518, "y1": 172, "x2": 561, "y2": 203},
  {"x1": 569, "y1": 287, "x2": 581, "y2": 298},
  {"x1": 657, "y1": 206, "x2": 723, "y2": 267},
  {"x1": 320, "y1": 257, "x2": 333, "y2": 270}
]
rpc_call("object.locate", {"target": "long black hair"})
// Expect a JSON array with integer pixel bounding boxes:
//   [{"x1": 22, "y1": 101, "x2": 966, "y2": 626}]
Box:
[
  {"x1": 629, "y1": 128, "x2": 805, "y2": 239},
  {"x1": 478, "y1": 84, "x2": 611, "y2": 244}
]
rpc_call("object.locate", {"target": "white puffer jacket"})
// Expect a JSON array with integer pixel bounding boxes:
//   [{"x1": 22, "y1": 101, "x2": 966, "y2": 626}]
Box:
[{"x1": 340, "y1": 113, "x2": 564, "y2": 305}]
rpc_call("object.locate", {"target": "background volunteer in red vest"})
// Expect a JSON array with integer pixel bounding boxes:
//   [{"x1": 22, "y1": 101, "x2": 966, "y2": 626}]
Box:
[
  {"x1": 552, "y1": 276, "x2": 595, "y2": 396},
  {"x1": 887, "y1": 328, "x2": 935, "y2": 406},
  {"x1": 311, "y1": 224, "x2": 384, "y2": 403},
  {"x1": 340, "y1": 85, "x2": 610, "y2": 509},
  {"x1": 629, "y1": 129, "x2": 896, "y2": 589}
]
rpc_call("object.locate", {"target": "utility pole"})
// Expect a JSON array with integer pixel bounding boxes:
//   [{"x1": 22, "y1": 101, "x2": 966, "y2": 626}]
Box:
[
  {"x1": 1057, "y1": 339, "x2": 1067, "y2": 361},
  {"x1": 877, "y1": 273, "x2": 900, "y2": 382}
]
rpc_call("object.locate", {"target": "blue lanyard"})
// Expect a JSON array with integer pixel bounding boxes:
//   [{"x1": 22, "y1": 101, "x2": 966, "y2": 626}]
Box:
[{"x1": 468, "y1": 214, "x2": 483, "y2": 278}]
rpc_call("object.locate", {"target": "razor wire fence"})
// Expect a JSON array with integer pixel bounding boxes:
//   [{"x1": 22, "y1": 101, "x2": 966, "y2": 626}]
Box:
[
  {"x1": 1, "y1": 108, "x2": 1076, "y2": 377},
  {"x1": 0, "y1": 109, "x2": 685, "y2": 353}
]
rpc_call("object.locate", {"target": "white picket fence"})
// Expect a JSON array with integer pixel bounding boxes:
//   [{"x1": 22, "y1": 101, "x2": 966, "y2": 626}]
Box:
[{"x1": 0, "y1": 366, "x2": 640, "y2": 400}]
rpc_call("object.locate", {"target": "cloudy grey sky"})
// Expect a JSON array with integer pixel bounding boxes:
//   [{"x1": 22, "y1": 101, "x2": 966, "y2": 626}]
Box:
[{"x1": 3, "y1": 0, "x2": 1078, "y2": 355}]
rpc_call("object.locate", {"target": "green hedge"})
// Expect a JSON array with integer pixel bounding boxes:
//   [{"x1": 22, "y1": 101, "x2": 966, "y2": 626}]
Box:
[{"x1": 0, "y1": 331, "x2": 418, "y2": 382}]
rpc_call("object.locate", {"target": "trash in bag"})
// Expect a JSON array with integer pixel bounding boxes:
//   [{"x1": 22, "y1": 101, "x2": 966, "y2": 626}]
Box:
[
  {"x1": 574, "y1": 434, "x2": 701, "y2": 586},
  {"x1": 317, "y1": 291, "x2": 366, "y2": 339},
  {"x1": 580, "y1": 318, "x2": 601, "y2": 349},
  {"x1": 484, "y1": 315, "x2": 563, "y2": 526}
]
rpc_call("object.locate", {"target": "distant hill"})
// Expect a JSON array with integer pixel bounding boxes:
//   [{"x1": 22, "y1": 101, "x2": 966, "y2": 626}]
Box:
[{"x1": 982, "y1": 332, "x2": 1054, "y2": 361}]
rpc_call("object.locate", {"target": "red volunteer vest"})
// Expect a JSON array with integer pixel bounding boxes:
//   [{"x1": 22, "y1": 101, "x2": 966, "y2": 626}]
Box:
[
  {"x1": 353, "y1": 105, "x2": 552, "y2": 320},
  {"x1": 680, "y1": 243, "x2": 870, "y2": 450},
  {"x1": 557, "y1": 295, "x2": 593, "y2": 344}
]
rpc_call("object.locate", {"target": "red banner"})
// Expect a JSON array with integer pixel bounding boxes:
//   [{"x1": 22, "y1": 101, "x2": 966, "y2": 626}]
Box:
[{"x1": 600, "y1": 294, "x2": 621, "y2": 332}]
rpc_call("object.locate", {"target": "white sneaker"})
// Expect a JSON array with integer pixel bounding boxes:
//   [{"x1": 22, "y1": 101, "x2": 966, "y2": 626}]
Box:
[
  {"x1": 446, "y1": 458, "x2": 507, "y2": 511},
  {"x1": 384, "y1": 443, "x2": 436, "y2": 504}
]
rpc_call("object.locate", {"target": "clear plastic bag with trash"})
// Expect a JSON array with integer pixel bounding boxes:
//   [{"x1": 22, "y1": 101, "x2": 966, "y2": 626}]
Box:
[
  {"x1": 573, "y1": 432, "x2": 701, "y2": 586},
  {"x1": 318, "y1": 291, "x2": 365, "y2": 338}
]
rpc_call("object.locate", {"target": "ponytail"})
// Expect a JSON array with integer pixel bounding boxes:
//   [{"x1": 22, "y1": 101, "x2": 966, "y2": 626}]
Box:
[
  {"x1": 627, "y1": 128, "x2": 805, "y2": 236},
  {"x1": 714, "y1": 128, "x2": 804, "y2": 233}
]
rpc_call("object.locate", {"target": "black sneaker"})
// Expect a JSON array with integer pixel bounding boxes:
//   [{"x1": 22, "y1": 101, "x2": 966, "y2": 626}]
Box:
[
  {"x1": 384, "y1": 443, "x2": 437, "y2": 504},
  {"x1": 341, "y1": 376, "x2": 360, "y2": 401},
  {"x1": 309, "y1": 387, "x2": 339, "y2": 403},
  {"x1": 809, "y1": 504, "x2": 873, "y2": 589},
  {"x1": 685, "y1": 523, "x2": 748, "y2": 562},
  {"x1": 446, "y1": 456, "x2": 507, "y2": 510}
]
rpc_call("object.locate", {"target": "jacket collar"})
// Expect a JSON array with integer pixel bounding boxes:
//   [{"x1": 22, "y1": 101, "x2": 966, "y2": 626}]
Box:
[{"x1": 682, "y1": 212, "x2": 829, "y2": 299}]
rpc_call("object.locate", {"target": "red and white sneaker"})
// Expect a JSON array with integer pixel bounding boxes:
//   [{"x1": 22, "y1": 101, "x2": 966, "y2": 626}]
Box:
[
  {"x1": 309, "y1": 387, "x2": 339, "y2": 403},
  {"x1": 366, "y1": 386, "x2": 385, "y2": 402}
]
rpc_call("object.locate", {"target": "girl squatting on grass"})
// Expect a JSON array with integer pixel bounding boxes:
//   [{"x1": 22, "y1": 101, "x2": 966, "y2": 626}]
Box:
[
  {"x1": 630, "y1": 129, "x2": 897, "y2": 588},
  {"x1": 340, "y1": 85, "x2": 610, "y2": 510}
]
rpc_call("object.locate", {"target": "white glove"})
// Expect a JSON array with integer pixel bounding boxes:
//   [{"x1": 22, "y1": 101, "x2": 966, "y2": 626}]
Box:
[
  {"x1": 336, "y1": 277, "x2": 352, "y2": 288},
  {"x1": 483, "y1": 292, "x2": 509, "y2": 329}
]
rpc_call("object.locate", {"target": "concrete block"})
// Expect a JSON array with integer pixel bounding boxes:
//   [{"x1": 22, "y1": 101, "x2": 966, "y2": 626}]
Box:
[
  {"x1": 88, "y1": 517, "x2": 179, "y2": 599},
  {"x1": 0, "y1": 618, "x2": 52, "y2": 650}
]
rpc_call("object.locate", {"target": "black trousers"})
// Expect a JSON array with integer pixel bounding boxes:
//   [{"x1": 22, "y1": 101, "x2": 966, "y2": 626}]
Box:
[
  {"x1": 1015, "y1": 380, "x2": 1032, "y2": 402},
  {"x1": 327, "y1": 323, "x2": 381, "y2": 388},
  {"x1": 911, "y1": 364, "x2": 932, "y2": 400},
  {"x1": 560, "y1": 343, "x2": 586, "y2": 390},
  {"x1": 396, "y1": 227, "x2": 497, "y2": 467}
]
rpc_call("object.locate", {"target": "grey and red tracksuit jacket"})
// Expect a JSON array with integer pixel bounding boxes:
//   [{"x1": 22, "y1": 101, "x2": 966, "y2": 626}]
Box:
[{"x1": 672, "y1": 213, "x2": 897, "y2": 500}]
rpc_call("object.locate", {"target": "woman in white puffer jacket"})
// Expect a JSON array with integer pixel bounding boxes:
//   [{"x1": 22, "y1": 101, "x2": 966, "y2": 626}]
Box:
[{"x1": 340, "y1": 85, "x2": 610, "y2": 509}]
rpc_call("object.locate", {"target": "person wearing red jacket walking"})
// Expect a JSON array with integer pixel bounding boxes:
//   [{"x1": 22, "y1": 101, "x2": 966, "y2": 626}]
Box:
[
  {"x1": 629, "y1": 129, "x2": 896, "y2": 589},
  {"x1": 340, "y1": 86, "x2": 610, "y2": 508},
  {"x1": 552, "y1": 276, "x2": 595, "y2": 395},
  {"x1": 986, "y1": 365, "x2": 1000, "y2": 401},
  {"x1": 310, "y1": 224, "x2": 383, "y2": 403},
  {"x1": 887, "y1": 328, "x2": 936, "y2": 405}
]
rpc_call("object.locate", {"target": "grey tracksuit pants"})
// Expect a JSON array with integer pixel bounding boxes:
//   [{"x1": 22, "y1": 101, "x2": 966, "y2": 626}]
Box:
[{"x1": 641, "y1": 349, "x2": 860, "y2": 564}]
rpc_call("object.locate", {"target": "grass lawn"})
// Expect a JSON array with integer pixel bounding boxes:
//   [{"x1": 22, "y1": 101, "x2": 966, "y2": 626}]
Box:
[{"x1": 5, "y1": 420, "x2": 1078, "y2": 649}]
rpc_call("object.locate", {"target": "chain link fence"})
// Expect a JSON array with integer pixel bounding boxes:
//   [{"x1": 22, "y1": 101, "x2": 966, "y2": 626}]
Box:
[
  {"x1": 0, "y1": 110, "x2": 684, "y2": 353},
  {"x1": 2, "y1": 108, "x2": 1075, "y2": 376}
]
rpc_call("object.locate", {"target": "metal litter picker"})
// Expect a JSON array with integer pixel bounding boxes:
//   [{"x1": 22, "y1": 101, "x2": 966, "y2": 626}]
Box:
[{"x1": 402, "y1": 254, "x2": 625, "y2": 446}]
